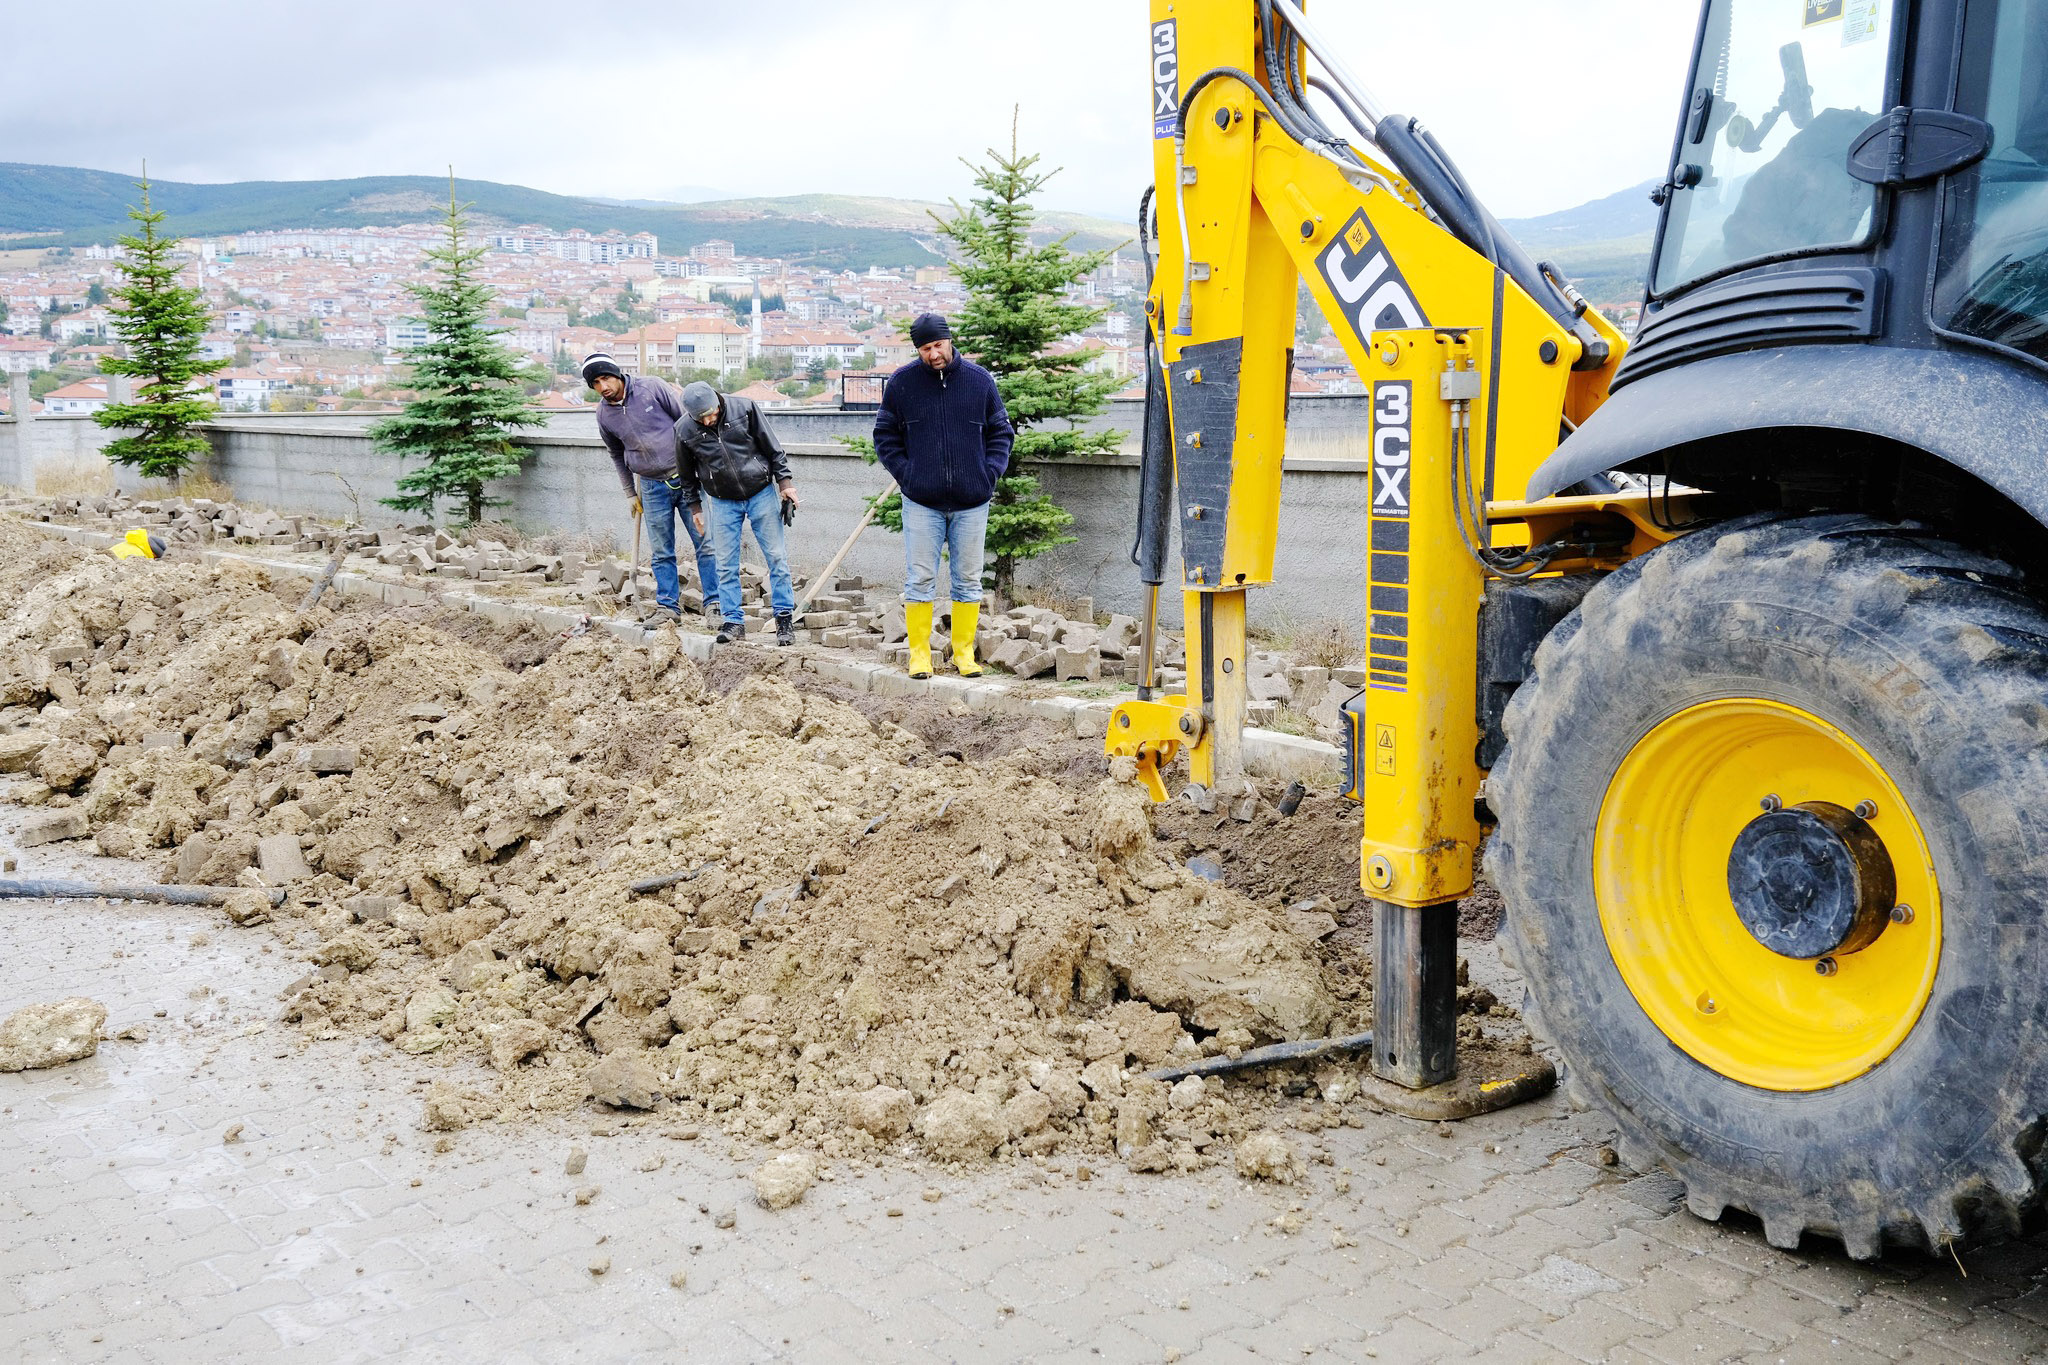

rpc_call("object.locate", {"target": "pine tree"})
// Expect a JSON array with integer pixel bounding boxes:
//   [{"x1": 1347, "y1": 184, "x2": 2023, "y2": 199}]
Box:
[
  {"x1": 370, "y1": 174, "x2": 543, "y2": 524},
  {"x1": 845, "y1": 115, "x2": 1123, "y2": 599},
  {"x1": 96, "y1": 173, "x2": 225, "y2": 480}
]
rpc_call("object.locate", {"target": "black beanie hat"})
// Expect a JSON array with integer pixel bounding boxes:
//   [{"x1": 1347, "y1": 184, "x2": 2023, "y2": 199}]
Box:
[
  {"x1": 581, "y1": 352, "x2": 624, "y2": 386},
  {"x1": 909, "y1": 313, "x2": 952, "y2": 347}
]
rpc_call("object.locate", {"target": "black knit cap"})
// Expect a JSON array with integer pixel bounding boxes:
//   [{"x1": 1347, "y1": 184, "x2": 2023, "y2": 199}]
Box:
[
  {"x1": 581, "y1": 352, "x2": 624, "y2": 386},
  {"x1": 908, "y1": 313, "x2": 952, "y2": 347}
]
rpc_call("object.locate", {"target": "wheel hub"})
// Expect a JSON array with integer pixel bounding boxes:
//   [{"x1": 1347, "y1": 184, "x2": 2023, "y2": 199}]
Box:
[{"x1": 1726, "y1": 801, "x2": 1896, "y2": 959}]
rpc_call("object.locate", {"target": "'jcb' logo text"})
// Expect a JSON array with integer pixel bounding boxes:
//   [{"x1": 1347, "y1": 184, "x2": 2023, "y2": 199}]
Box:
[
  {"x1": 1318, "y1": 209, "x2": 1429, "y2": 344},
  {"x1": 1373, "y1": 381, "x2": 1412, "y2": 516}
]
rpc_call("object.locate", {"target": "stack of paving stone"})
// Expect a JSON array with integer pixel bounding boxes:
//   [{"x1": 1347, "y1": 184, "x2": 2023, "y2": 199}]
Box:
[{"x1": 24, "y1": 492, "x2": 377, "y2": 557}]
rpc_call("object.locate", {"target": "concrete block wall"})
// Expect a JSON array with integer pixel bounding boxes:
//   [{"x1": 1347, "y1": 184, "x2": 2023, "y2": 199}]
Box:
[{"x1": 4, "y1": 399, "x2": 1378, "y2": 632}]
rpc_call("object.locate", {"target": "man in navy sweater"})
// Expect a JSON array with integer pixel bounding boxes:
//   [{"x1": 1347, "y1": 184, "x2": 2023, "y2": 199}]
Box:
[
  {"x1": 584, "y1": 352, "x2": 718, "y2": 622},
  {"x1": 871, "y1": 314, "x2": 1015, "y2": 678}
]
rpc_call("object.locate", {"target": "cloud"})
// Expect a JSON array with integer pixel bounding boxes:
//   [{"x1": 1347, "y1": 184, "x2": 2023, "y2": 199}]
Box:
[{"x1": 6, "y1": 1, "x2": 1701, "y2": 219}]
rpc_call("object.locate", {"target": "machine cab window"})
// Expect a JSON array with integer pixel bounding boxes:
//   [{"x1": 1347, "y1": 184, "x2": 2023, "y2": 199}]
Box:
[
  {"x1": 1934, "y1": 0, "x2": 2048, "y2": 364},
  {"x1": 1653, "y1": 0, "x2": 1894, "y2": 295}
]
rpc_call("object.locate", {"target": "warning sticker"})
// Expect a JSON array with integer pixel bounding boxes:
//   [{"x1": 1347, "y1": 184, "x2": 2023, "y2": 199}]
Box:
[
  {"x1": 1374, "y1": 724, "x2": 1396, "y2": 777},
  {"x1": 1841, "y1": 0, "x2": 1884, "y2": 45},
  {"x1": 1803, "y1": 0, "x2": 1843, "y2": 23}
]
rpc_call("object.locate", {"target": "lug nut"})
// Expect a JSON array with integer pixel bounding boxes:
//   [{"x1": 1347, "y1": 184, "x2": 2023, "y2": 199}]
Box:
[
  {"x1": 1815, "y1": 957, "x2": 1839, "y2": 977},
  {"x1": 1890, "y1": 904, "x2": 1914, "y2": 925},
  {"x1": 1760, "y1": 794, "x2": 1782, "y2": 812},
  {"x1": 1854, "y1": 800, "x2": 1879, "y2": 820}
]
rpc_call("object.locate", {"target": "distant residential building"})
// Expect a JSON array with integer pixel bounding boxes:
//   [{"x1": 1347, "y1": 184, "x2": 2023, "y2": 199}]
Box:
[
  {"x1": 54, "y1": 310, "x2": 111, "y2": 342},
  {"x1": 689, "y1": 240, "x2": 736, "y2": 265},
  {"x1": 868, "y1": 334, "x2": 917, "y2": 369},
  {"x1": 383, "y1": 319, "x2": 431, "y2": 353},
  {"x1": 41, "y1": 377, "x2": 110, "y2": 415},
  {"x1": 490, "y1": 227, "x2": 656, "y2": 264},
  {"x1": 0, "y1": 339, "x2": 59, "y2": 374},
  {"x1": 214, "y1": 368, "x2": 286, "y2": 411},
  {"x1": 758, "y1": 328, "x2": 868, "y2": 370},
  {"x1": 612, "y1": 318, "x2": 750, "y2": 378}
]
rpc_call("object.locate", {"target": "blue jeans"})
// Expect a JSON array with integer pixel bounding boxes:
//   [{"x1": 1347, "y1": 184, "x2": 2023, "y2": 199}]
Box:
[
  {"x1": 704, "y1": 483, "x2": 796, "y2": 624},
  {"x1": 901, "y1": 496, "x2": 988, "y2": 604},
  {"x1": 638, "y1": 475, "x2": 718, "y2": 614}
]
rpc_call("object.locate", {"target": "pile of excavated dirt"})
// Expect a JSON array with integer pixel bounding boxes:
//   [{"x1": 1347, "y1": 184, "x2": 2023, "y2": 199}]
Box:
[{"x1": 0, "y1": 520, "x2": 1458, "y2": 1170}]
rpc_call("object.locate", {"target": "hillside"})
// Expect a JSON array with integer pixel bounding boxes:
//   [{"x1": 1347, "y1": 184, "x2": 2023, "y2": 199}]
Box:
[
  {"x1": 1499, "y1": 182, "x2": 1659, "y2": 305},
  {"x1": 0, "y1": 164, "x2": 946, "y2": 270},
  {"x1": 682, "y1": 193, "x2": 1134, "y2": 253},
  {"x1": 0, "y1": 161, "x2": 1650, "y2": 301}
]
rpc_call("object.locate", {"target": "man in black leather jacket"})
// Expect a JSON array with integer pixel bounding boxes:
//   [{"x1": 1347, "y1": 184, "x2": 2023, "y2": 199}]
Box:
[{"x1": 677, "y1": 381, "x2": 801, "y2": 645}]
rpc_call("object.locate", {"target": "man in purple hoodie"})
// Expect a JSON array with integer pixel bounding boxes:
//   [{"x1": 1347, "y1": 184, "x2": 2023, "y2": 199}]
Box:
[{"x1": 584, "y1": 351, "x2": 718, "y2": 621}]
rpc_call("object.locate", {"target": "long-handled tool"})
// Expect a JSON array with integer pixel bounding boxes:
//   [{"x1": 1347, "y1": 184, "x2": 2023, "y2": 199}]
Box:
[
  {"x1": 791, "y1": 481, "x2": 896, "y2": 619},
  {"x1": 630, "y1": 508, "x2": 644, "y2": 602}
]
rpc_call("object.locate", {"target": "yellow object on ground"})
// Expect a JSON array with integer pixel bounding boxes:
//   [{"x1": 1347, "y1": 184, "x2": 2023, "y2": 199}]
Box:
[
  {"x1": 107, "y1": 529, "x2": 163, "y2": 560},
  {"x1": 1594, "y1": 698, "x2": 1941, "y2": 1092},
  {"x1": 905, "y1": 601, "x2": 933, "y2": 679},
  {"x1": 950, "y1": 602, "x2": 982, "y2": 676}
]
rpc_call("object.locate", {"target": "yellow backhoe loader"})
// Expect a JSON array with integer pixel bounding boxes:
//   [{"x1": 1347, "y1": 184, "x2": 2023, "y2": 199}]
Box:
[{"x1": 1113, "y1": 0, "x2": 2048, "y2": 1258}]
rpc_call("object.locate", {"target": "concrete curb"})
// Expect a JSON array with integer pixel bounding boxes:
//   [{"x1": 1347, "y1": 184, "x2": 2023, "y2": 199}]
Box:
[{"x1": 29, "y1": 521, "x2": 1344, "y2": 787}]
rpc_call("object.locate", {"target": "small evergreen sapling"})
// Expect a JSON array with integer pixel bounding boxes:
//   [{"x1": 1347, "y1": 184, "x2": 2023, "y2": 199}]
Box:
[
  {"x1": 370, "y1": 174, "x2": 544, "y2": 524},
  {"x1": 96, "y1": 173, "x2": 225, "y2": 480}
]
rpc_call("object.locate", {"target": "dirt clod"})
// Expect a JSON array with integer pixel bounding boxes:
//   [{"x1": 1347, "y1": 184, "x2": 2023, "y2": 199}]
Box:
[
  {"x1": 1235, "y1": 1130, "x2": 1300, "y2": 1183},
  {"x1": 752, "y1": 1152, "x2": 817, "y2": 1209},
  {"x1": 0, "y1": 997, "x2": 106, "y2": 1072}
]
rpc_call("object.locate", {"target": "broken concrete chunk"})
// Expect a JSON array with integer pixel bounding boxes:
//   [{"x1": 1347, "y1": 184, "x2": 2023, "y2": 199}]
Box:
[
  {"x1": 0, "y1": 997, "x2": 107, "y2": 1071},
  {"x1": 255, "y1": 833, "x2": 313, "y2": 882},
  {"x1": 0, "y1": 731, "x2": 50, "y2": 773},
  {"x1": 295, "y1": 745, "x2": 357, "y2": 774},
  {"x1": 16, "y1": 807, "x2": 89, "y2": 847},
  {"x1": 586, "y1": 1049, "x2": 665, "y2": 1109},
  {"x1": 346, "y1": 895, "x2": 402, "y2": 923}
]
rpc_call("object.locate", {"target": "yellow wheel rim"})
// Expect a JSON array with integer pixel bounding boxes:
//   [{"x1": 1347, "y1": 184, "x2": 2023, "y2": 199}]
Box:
[{"x1": 1595, "y1": 699, "x2": 1942, "y2": 1092}]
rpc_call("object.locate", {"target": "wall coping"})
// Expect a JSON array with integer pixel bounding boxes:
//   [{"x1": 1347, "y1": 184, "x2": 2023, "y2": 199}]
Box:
[{"x1": 180, "y1": 424, "x2": 1370, "y2": 472}]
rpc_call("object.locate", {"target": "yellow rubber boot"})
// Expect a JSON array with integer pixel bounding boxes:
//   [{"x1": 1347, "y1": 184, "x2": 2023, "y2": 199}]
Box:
[
  {"x1": 950, "y1": 602, "x2": 982, "y2": 677},
  {"x1": 905, "y1": 600, "x2": 934, "y2": 679}
]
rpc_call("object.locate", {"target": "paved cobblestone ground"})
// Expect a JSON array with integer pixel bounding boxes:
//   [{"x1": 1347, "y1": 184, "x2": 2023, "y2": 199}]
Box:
[{"x1": 6, "y1": 830, "x2": 2048, "y2": 1364}]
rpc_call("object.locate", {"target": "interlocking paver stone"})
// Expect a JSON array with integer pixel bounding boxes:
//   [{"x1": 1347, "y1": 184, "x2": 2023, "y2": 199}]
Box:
[{"x1": 4, "y1": 827, "x2": 2048, "y2": 1364}]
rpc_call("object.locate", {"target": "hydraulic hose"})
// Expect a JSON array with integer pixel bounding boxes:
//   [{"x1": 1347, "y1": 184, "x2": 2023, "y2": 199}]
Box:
[{"x1": 1131, "y1": 185, "x2": 1173, "y2": 700}]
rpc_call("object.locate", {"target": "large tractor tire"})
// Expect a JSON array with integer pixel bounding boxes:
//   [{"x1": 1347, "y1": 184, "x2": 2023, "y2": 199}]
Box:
[{"x1": 1490, "y1": 513, "x2": 2048, "y2": 1257}]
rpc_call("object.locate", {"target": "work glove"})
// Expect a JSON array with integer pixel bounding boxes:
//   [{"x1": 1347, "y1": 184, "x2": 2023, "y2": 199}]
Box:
[{"x1": 628, "y1": 495, "x2": 643, "y2": 519}]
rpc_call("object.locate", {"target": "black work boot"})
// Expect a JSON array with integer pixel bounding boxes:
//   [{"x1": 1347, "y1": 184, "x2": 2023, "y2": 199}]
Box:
[
  {"x1": 714, "y1": 619, "x2": 745, "y2": 645},
  {"x1": 775, "y1": 612, "x2": 796, "y2": 647}
]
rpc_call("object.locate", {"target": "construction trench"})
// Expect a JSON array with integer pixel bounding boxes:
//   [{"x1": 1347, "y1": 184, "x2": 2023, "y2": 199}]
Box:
[{"x1": 0, "y1": 504, "x2": 1536, "y2": 1191}]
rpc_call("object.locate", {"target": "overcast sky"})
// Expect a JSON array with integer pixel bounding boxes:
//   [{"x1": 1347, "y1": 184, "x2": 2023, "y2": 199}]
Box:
[{"x1": 7, "y1": 2, "x2": 1702, "y2": 221}]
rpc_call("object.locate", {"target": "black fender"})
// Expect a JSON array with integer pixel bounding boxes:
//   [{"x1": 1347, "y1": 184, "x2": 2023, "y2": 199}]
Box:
[{"x1": 1526, "y1": 344, "x2": 2048, "y2": 528}]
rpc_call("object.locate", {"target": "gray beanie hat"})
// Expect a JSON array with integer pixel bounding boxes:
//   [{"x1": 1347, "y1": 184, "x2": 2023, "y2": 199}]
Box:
[{"x1": 680, "y1": 381, "x2": 719, "y2": 419}]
